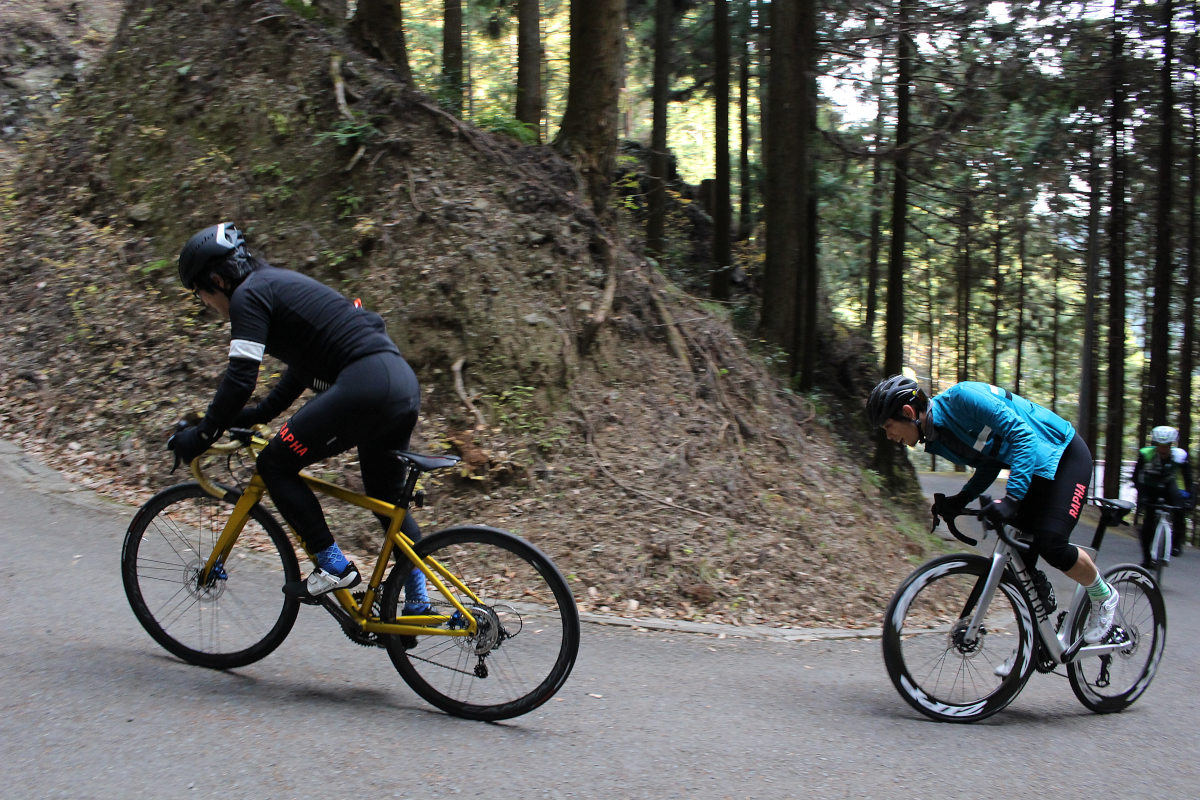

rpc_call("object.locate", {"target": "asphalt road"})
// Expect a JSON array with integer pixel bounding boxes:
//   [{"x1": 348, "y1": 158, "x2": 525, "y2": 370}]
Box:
[{"x1": 2, "y1": 443, "x2": 1198, "y2": 799}]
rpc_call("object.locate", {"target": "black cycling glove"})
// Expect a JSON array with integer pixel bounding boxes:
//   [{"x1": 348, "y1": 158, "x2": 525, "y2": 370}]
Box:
[
  {"x1": 983, "y1": 495, "x2": 1020, "y2": 526},
  {"x1": 931, "y1": 491, "x2": 971, "y2": 520},
  {"x1": 168, "y1": 419, "x2": 220, "y2": 464},
  {"x1": 232, "y1": 403, "x2": 274, "y2": 428}
]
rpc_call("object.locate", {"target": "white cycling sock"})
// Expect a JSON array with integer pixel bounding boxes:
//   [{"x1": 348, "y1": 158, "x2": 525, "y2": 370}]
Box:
[{"x1": 1085, "y1": 575, "x2": 1112, "y2": 603}]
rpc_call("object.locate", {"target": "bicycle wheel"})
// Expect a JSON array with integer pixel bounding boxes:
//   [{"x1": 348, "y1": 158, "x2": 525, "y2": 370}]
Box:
[
  {"x1": 1068, "y1": 565, "x2": 1166, "y2": 713},
  {"x1": 381, "y1": 525, "x2": 580, "y2": 721},
  {"x1": 882, "y1": 554, "x2": 1036, "y2": 723},
  {"x1": 121, "y1": 483, "x2": 302, "y2": 669}
]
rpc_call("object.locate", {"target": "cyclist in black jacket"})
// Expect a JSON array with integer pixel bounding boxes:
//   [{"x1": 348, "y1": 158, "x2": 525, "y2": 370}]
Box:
[
  {"x1": 1132, "y1": 425, "x2": 1194, "y2": 564},
  {"x1": 169, "y1": 223, "x2": 429, "y2": 605}
]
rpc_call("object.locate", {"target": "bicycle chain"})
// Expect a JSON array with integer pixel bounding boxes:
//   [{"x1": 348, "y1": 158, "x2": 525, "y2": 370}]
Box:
[{"x1": 402, "y1": 650, "x2": 486, "y2": 677}]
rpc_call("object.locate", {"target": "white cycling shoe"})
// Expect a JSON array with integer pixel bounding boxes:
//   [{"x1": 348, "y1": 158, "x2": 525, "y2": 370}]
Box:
[
  {"x1": 1083, "y1": 589, "x2": 1120, "y2": 644},
  {"x1": 284, "y1": 562, "x2": 361, "y2": 599},
  {"x1": 994, "y1": 651, "x2": 1017, "y2": 678}
]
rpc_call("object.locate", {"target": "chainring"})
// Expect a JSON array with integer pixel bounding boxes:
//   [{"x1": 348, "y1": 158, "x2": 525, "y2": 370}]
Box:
[{"x1": 338, "y1": 590, "x2": 385, "y2": 648}]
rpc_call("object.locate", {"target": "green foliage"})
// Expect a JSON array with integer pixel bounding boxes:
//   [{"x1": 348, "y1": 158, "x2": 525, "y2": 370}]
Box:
[
  {"x1": 138, "y1": 257, "x2": 174, "y2": 276},
  {"x1": 320, "y1": 248, "x2": 359, "y2": 268},
  {"x1": 476, "y1": 112, "x2": 538, "y2": 145},
  {"x1": 267, "y1": 111, "x2": 292, "y2": 137},
  {"x1": 251, "y1": 162, "x2": 284, "y2": 178},
  {"x1": 314, "y1": 115, "x2": 379, "y2": 148},
  {"x1": 613, "y1": 171, "x2": 643, "y2": 212},
  {"x1": 484, "y1": 385, "x2": 568, "y2": 454},
  {"x1": 281, "y1": 0, "x2": 320, "y2": 20},
  {"x1": 860, "y1": 468, "x2": 884, "y2": 491},
  {"x1": 334, "y1": 191, "x2": 364, "y2": 219}
]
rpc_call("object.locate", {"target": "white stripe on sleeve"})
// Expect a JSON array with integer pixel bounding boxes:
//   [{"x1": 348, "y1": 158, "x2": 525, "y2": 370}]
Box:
[
  {"x1": 229, "y1": 339, "x2": 266, "y2": 362},
  {"x1": 973, "y1": 425, "x2": 993, "y2": 452}
]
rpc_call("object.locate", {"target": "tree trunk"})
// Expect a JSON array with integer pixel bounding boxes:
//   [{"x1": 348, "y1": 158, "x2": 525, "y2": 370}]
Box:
[
  {"x1": 554, "y1": 0, "x2": 626, "y2": 217},
  {"x1": 882, "y1": 0, "x2": 912, "y2": 378},
  {"x1": 760, "y1": 0, "x2": 817, "y2": 382},
  {"x1": 1014, "y1": 219, "x2": 1028, "y2": 395},
  {"x1": 1181, "y1": 43, "x2": 1198, "y2": 456},
  {"x1": 647, "y1": 0, "x2": 672, "y2": 254},
  {"x1": 1149, "y1": 0, "x2": 1175, "y2": 426},
  {"x1": 1051, "y1": 228, "x2": 1062, "y2": 412},
  {"x1": 1078, "y1": 127, "x2": 1103, "y2": 456},
  {"x1": 711, "y1": 0, "x2": 733, "y2": 300},
  {"x1": 349, "y1": 0, "x2": 412, "y2": 82},
  {"x1": 442, "y1": 0, "x2": 464, "y2": 115},
  {"x1": 1104, "y1": 0, "x2": 1129, "y2": 498},
  {"x1": 736, "y1": 3, "x2": 753, "y2": 241},
  {"x1": 515, "y1": 0, "x2": 543, "y2": 140},
  {"x1": 955, "y1": 196, "x2": 971, "y2": 382},
  {"x1": 873, "y1": 0, "x2": 913, "y2": 488},
  {"x1": 864, "y1": 76, "x2": 885, "y2": 344},
  {"x1": 991, "y1": 221, "x2": 1002, "y2": 384}
]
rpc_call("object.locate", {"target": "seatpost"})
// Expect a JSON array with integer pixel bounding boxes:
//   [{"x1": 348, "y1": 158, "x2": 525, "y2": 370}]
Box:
[{"x1": 1088, "y1": 513, "x2": 1110, "y2": 552}]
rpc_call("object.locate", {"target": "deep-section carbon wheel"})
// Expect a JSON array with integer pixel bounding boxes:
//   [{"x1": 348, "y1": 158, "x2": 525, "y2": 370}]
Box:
[
  {"x1": 1068, "y1": 565, "x2": 1166, "y2": 713},
  {"x1": 121, "y1": 483, "x2": 302, "y2": 669},
  {"x1": 381, "y1": 526, "x2": 580, "y2": 721},
  {"x1": 882, "y1": 554, "x2": 1036, "y2": 723}
]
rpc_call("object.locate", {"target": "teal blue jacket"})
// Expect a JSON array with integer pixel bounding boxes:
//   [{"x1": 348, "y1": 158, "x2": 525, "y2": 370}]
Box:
[{"x1": 922, "y1": 382, "x2": 1076, "y2": 501}]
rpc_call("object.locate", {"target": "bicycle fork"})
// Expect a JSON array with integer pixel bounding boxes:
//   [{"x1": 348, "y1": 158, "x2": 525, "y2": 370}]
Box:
[
  {"x1": 199, "y1": 477, "x2": 268, "y2": 586},
  {"x1": 1152, "y1": 511, "x2": 1173, "y2": 566}
]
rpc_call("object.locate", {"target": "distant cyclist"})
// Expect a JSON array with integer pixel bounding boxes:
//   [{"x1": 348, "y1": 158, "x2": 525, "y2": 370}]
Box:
[
  {"x1": 168, "y1": 223, "x2": 430, "y2": 609},
  {"x1": 867, "y1": 375, "x2": 1119, "y2": 645},
  {"x1": 1132, "y1": 425, "x2": 1193, "y2": 566}
]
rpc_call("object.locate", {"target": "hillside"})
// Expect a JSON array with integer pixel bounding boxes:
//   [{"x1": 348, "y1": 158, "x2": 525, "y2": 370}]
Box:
[{"x1": 0, "y1": 0, "x2": 933, "y2": 630}]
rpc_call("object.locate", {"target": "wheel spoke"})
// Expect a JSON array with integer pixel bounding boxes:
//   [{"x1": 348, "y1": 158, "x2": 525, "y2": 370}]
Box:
[
  {"x1": 382, "y1": 527, "x2": 579, "y2": 721},
  {"x1": 122, "y1": 484, "x2": 301, "y2": 669},
  {"x1": 882, "y1": 555, "x2": 1034, "y2": 722}
]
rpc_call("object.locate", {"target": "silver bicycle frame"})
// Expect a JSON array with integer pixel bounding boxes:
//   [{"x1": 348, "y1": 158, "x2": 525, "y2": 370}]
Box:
[{"x1": 962, "y1": 530, "x2": 1130, "y2": 665}]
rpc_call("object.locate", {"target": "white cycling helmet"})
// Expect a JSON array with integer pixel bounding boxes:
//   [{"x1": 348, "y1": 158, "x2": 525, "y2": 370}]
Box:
[{"x1": 1150, "y1": 425, "x2": 1178, "y2": 445}]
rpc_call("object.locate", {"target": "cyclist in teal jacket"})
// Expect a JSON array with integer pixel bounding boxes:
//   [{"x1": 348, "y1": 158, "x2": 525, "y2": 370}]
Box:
[{"x1": 868, "y1": 376, "x2": 1119, "y2": 645}]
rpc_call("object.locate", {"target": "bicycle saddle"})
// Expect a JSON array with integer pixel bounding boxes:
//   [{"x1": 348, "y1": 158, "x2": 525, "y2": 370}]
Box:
[
  {"x1": 392, "y1": 451, "x2": 462, "y2": 472},
  {"x1": 1090, "y1": 496, "x2": 1135, "y2": 523}
]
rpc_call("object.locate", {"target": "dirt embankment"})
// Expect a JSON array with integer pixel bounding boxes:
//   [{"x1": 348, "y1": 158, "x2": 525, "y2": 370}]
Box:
[{"x1": 0, "y1": 0, "x2": 932, "y2": 631}]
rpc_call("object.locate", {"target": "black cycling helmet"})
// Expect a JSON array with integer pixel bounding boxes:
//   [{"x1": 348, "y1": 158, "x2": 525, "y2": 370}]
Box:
[
  {"x1": 866, "y1": 375, "x2": 922, "y2": 428},
  {"x1": 178, "y1": 222, "x2": 248, "y2": 291}
]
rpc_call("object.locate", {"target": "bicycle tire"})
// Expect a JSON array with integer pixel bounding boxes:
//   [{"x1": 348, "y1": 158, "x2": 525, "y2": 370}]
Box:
[
  {"x1": 381, "y1": 526, "x2": 580, "y2": 721},
  {"x1": 121, "y1": 483, "x2": 302, "y2": 669},
  {"x1": 1068, "y1": 565, "x2": 1166, "y2": 713},
  {"x1": 882, "y1": 554, "x2": 1036, "y2": 723}
]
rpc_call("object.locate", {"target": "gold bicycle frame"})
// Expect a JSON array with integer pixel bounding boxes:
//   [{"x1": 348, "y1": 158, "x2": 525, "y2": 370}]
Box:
[{"x1": 191, "y1": 434, "x2": 479, "y2": 639}]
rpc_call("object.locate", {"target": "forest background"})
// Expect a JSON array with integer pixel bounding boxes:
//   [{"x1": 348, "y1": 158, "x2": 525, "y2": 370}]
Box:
[
  {"x1": 298, "y1": 0, "x2": 1197, "y2": 495},
  {"x1": 0, "y1": 0, "x2": 1196, "y2": 630}
]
